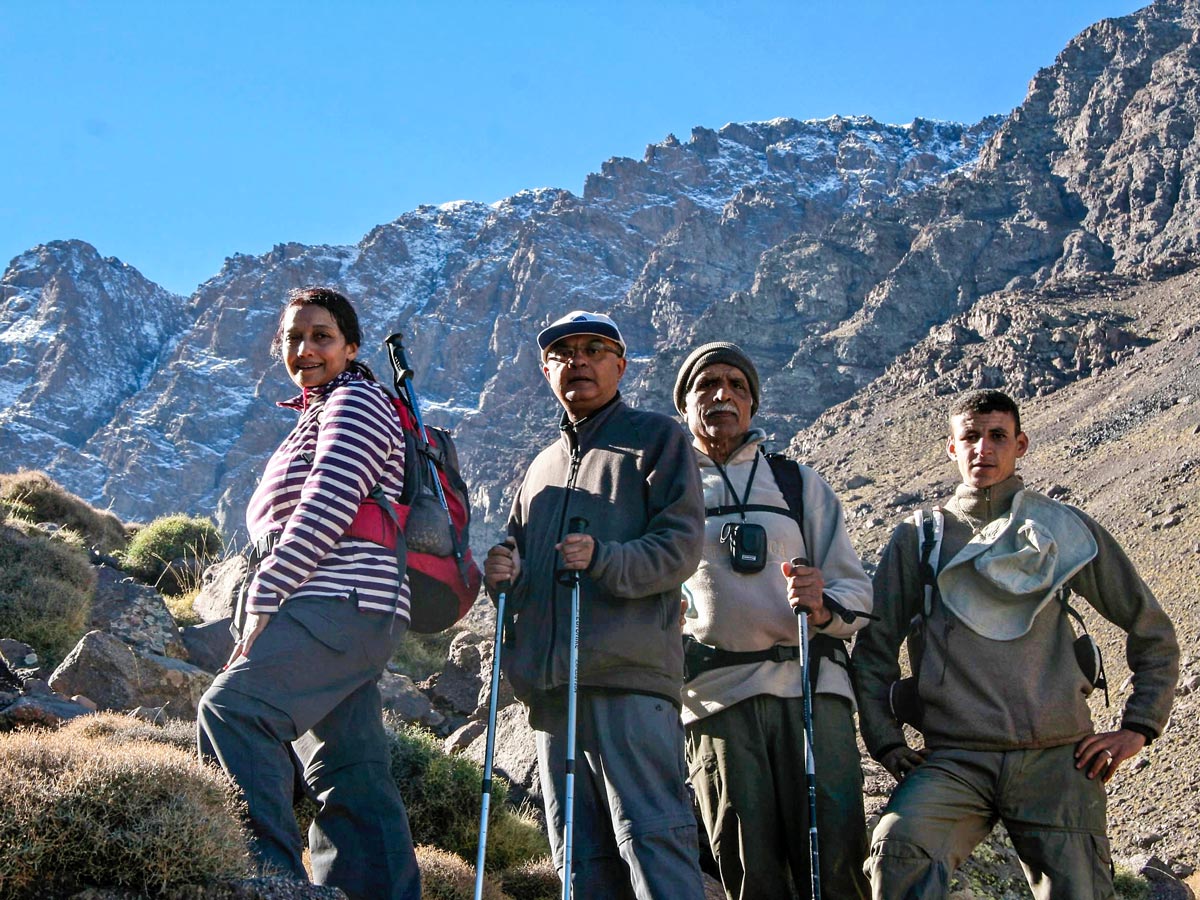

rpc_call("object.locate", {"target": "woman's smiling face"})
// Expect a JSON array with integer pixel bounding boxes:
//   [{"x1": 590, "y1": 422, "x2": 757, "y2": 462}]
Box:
[{"x1": 281, "y1": 303, "x2": 359, "y2": 389}]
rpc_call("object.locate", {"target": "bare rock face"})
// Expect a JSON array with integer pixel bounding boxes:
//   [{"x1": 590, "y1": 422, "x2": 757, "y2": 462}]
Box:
[
  {"x1": 0, "y1": 117, "x2": 997, "y2": 539},
  {"x1": 194, "y1": 555, "x2": 251, "y2": 624},
  {"x1": 461, "y1": 702, "x2": 541, "y2": 818},
  {"x1": 379, "y1": 670, "x2": 442, "y2": 730},
  {"x1": 180, "y1": 619, "x2": 236, "y2": 674},
  {"x1": 0, "y1": 692, "x2": 95, "y2": 730},
  {"x1": 0, "y1": 240, "x2": 189, "y2": 472},
  {"x1": 48, "y1": 630, "x2": 213, "y2": 719},
  {"x1": 90, "y1": 566, "x2": 187, "y2": 659}
]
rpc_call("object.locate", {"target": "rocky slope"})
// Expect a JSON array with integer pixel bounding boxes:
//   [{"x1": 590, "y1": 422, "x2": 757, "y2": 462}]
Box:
[{"x1": 782, "y1": 266, "x2": 1200, "y2": 883}]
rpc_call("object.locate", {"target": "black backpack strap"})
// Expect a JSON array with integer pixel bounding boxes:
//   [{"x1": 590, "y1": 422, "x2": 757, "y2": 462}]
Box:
[{"x1": 765, "y1": 452, "x2": 806, "y2": 548}]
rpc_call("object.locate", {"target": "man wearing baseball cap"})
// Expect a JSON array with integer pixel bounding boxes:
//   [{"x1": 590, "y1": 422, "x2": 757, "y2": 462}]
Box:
[{"x1": 484, "y1": 311, "x2": 707, "y2": 899}]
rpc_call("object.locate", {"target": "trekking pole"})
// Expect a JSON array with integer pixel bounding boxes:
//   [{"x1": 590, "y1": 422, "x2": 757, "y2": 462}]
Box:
[
  {"x1": 384, "y1": 333, "x2": 451, "y2": 512},
  {"x1": 559, "y1": 516, "x2": 589, "y2": 900},
  {"x1": 790, "y1": 556, "x2": 822, "y2": 900},
  {"x1": 384, "y1": 333, "x2": 469, "y2": 585},
  {"x1": 474, "y1": 538, "x2": 514, "y2": 900}
]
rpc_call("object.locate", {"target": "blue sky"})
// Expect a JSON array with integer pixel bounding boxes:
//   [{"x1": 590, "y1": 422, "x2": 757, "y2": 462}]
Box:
[{"x1": 2, "y1": 1, "x2": 1145, "y2": 296}]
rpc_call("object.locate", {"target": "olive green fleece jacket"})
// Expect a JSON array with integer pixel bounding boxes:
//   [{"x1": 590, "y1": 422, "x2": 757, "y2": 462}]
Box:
[
  {"x1": 501, "y1": 395, "x2": 705, "y2": 705},
  {"x1": 854, "y1": 475, "x2": 1179, "y2": 758}
]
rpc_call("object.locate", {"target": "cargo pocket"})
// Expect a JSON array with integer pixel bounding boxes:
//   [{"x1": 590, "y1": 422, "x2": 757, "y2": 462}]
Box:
[{"x1": 283, "y1": 599, "x2": 352, "y2": 654}]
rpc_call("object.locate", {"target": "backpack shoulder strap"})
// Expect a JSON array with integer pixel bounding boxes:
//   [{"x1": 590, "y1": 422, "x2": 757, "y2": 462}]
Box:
[
  {"x1": 765, "y1": 452, "x2": 806, "y2": 549},
  {"x1": 914, "y1": 507, "x2": 944, "y2": 618}
]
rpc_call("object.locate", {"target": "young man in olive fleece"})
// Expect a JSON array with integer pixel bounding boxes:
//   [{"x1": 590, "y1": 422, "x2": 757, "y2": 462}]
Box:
[
  {"x1": 484, "y1": 311, "x2": 707, "y2": 900},
  {"x1": 853, "y1": 389, "x2": 1179, "y2": 900}
]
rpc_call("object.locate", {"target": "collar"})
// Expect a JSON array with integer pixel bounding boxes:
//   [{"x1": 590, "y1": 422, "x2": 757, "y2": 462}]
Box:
[
  {"x1": 950, "y1": 475, "x2": 1024, "y2": 530},
  {"x1": 558, "y1": 392, "x2": 623, "y2": 441},
  {"x1": 695, "y1": 428, "x2": 766, "y2": 467},
  {"x1": 278, "y1": 368, "x2": 364, "y2": 411}
]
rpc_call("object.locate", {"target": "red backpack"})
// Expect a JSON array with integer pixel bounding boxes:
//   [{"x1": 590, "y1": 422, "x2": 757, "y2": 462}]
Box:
[{"x1": 344, "y1": 338, "x2": 482, "y2": 633}]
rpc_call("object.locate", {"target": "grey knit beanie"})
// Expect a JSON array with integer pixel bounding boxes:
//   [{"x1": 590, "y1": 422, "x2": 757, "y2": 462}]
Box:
[{"x1": 673, "y1": 342, "x2": 760, "y2": 416}]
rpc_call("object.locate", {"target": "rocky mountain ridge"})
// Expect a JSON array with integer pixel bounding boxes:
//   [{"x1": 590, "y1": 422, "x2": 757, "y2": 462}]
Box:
[{"x1": 1, "y1": 115, "x2": 998, "y2": 535}]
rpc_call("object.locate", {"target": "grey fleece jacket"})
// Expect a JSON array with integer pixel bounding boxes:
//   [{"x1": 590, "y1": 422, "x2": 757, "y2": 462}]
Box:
[
  {"x1": 502, "y1": 395, "x2": 705, "y2": 705},
  {"x1": 854, "y1": 475, "x2": 1179, "y2": 757}
]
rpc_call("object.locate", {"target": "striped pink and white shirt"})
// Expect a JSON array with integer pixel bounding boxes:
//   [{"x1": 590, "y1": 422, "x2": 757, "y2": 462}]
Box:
[{"x1": 245, "y1": 368, "x2": 411, "y2": 619}]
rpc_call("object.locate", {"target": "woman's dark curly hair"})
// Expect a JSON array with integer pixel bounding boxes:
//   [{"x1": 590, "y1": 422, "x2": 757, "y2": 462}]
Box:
[{"x1": 270, "y1": 286, "x2": 377, "y2": 381}]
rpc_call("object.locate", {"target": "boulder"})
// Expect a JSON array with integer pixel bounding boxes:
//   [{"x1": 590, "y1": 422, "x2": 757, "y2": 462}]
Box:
[
  {"x1": 379, "y1": 671, "x2": 442, "y2": 729},
  {"x1": 90, "y1": 566, "x2": 187, "y2": 659},
  {"x1": 194, "y1": 555, "x2": 251, "y2": 623},
  {"x1": 0, "y1": 638, "x2": 39, "y2": 669},
  {"x1": 180, "y1": 618, "x2": 236, "y2": 674},
  {"x1": 48, "y1": 630, "x2": 214, "y2": 719},
  {"x1": 422, "y1": 631, "x2": 487, "y2": 716},
  {"x1": 461, "y1": 703, "x2": 541, "y2": 816},
  {"x1": 0, "y1": 692, "x2": 95, "y2": 730}
]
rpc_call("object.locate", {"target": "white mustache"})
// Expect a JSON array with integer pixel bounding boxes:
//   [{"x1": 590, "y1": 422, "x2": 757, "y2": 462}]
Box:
[{"x1": 705, "y1": 402, "x2": 738, "y2": 416}]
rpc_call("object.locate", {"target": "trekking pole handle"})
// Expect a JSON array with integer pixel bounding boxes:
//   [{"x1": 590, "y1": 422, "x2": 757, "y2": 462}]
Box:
[
  {"x1": 557, "y1": 517, "x2": 590, "y2": 585},
  {"x1": 788, "y1": 556, "x2": 878, "y2": 623},
  {"x1": 384, "y1": 333, "x2": 415, "y2": 383}
]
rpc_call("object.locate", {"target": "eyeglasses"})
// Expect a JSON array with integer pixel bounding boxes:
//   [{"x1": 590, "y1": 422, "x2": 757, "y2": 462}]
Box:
[{"x1": 545, "y1": 341, "x2": 622, "y2": 365}]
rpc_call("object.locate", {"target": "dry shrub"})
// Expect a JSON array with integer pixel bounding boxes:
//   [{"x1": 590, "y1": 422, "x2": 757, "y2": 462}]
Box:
[
  {"x1": 59, "y1": 710, "x2": 196, "y2": 754},
  {"x1": 122, "y1": 514, "x2": 223, "y2": 595},
  {"x1": 497, "y1": 856, "x2": 560, "y2": 900},
  {"x1": 415, "y1": 845, "x2": 507, "y2": 900},
  {"x1": 0, "y1": 522, "x2": 96, "y2": 665},
  {"x1": 0, "y1": 469, "x2": 128, "y2": 554},
  {"x1": 0, "y1": 721, "x2": 249, "y2": 898}
]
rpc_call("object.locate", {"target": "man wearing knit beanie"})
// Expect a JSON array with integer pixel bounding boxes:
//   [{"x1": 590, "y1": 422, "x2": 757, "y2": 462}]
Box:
[
  {"x1": 673, "y1": 342, "x2": 761, "y2": 419},
  {"x1": 676, "y1": 342, "x2": 872, "y2": 900}
]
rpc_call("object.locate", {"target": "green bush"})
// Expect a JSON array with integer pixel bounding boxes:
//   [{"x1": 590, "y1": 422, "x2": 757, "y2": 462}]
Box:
[
  {"x1": 0, "y1": 470, "x2": 128, "y2": 554},
  {"x1": 1114, "y1": 867, "x2": 1151, "y2": 900},
  {"x1": 387, "y1": 718, "x2": 549, "y2": 873},
  {"x1": 0, "y1": 721, "x2": 250, "y2": 898},
  {"x1": 392, "y1": 628, "x2": 457, "y2": 681},
  {"x1": 415, "y1": 845, "x2": 507, "y2": 900},
  {"x1": 122, "y1": 514, "x2": 223, "y2": 595},
  {"x1": 0, "y1": 523, "x2": 96, "y2": 666}
]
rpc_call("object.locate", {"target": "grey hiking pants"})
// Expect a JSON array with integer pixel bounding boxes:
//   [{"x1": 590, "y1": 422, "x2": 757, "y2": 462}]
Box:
[
  {"x1": 531, "y1": 690, "x2": 706, "y2": 900},
  {"x1": 867, "y1": 744, "x2": 1114, "y2": 900},
  {"x1": 196, "y1": 595, "x2": 419, "y2": 900},
  {"x1": 686, "y1": 693, "x2": 870, "y2": 900}
]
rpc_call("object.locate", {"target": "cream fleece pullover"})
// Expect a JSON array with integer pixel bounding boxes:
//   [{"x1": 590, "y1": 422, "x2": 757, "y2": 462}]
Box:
[{"x1": 681, "y1": 431, "x2": 873, "y2": 724}]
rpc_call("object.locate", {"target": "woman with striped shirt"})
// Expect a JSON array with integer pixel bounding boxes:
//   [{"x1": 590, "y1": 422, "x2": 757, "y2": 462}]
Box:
[{"x1": 198, "y1": 287, "x2": 420, "y2": 900}]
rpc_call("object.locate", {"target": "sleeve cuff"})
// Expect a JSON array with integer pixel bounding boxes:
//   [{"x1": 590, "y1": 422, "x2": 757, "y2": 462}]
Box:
[{"x1": 1121, "y1": 721, "x2": 1158, "y2": 746}]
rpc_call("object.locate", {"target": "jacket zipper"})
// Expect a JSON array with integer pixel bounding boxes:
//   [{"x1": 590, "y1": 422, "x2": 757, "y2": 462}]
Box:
[{"x1": 546, "y1": 422, "x2": 583, "y2": 688}]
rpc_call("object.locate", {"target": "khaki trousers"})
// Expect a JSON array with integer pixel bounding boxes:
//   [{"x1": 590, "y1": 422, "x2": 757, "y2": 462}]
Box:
[
  {"x1": 867, "y1": 744, "x2": 1114, "y2": 900},
  {"x1": 686, "y1": 693, "x2": 870, "y2": 900}
]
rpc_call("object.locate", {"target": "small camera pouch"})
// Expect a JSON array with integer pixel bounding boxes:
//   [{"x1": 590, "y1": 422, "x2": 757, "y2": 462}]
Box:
[
  {"x1": 721, "y1": 521, "x2": 768, "y2": 573},
  {"x1": 1063, "y1": 593, "x2": 1110, "y2": 704},
  {"x1": 888, "y1": 676, "x2": 925, "y2": 728}
]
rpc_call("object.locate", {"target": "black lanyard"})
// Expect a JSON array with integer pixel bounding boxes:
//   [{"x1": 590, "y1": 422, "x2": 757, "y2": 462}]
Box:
[{"x1": 713, "y1": 451, "x2": 760, "y2": 522}]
